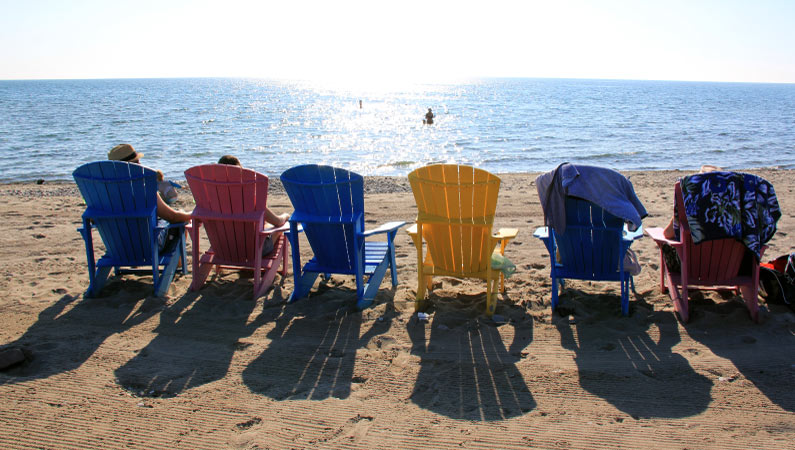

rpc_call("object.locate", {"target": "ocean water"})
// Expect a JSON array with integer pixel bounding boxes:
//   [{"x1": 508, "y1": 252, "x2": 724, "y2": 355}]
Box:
[{"x1": 0, "y1": 77, "x2": 794, "y2": 182}]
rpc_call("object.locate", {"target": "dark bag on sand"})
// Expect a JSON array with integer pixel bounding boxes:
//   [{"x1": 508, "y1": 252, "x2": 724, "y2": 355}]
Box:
[{"x1": 759, "y1": 253, "x2": 795, "y2": 311}]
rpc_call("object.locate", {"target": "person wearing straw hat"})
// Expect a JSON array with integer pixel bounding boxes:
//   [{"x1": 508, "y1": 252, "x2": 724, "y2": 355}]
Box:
[{"x1": 107, "y1": 144, "x2": 191, "y2": 225}]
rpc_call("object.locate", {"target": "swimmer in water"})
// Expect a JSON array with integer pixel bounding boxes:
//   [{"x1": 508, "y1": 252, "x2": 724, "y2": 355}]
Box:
[{"x1": 424, "y1": 108, "x2": 434, "y2": 125}]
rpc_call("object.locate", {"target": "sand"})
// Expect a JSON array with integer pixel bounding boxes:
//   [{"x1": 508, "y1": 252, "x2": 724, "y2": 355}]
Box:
[{"x1": 0, "y1": 169, "x2": 793, "y2": 449}]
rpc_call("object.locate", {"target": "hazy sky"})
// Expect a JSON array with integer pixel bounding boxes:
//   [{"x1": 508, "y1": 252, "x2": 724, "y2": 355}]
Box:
[{"x1": 1, "y1": 0, "x2": 793, "y2": 83}]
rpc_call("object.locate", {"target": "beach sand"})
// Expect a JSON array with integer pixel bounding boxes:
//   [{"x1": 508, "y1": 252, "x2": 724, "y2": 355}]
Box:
[{"x1": 0, "y1": 169, "x2": 793, "y2": 449}]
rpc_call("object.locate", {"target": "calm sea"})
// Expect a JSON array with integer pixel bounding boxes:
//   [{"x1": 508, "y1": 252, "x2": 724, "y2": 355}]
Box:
[{"x1": 1, "y1": 77, "x2": 794, "y2": 182}]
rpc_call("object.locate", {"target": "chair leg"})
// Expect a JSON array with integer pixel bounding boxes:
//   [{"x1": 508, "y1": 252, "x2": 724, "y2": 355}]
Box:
[
  {"x1": 620, "y1": 275, "x2": 630, "y2": 316},
  {"x1": 279, "y1": 236, "x2": 289, "y2": 276},
  {"x1": 88, "y1": 266, "x2": 112, "y2": 297},
  {"x1": 415, "y1": 274, "x2": 427, "y2": 311},
  {"x1": 658, "y1": 246, "x2": 668, "y2": 293},
  {"x1": 486, "y1": 277, "x2": 498, "y2": 316},
  {"x1": 154, "y1": 253, "x2": 181, "y2": 297},
  {"x1": 550, "y1": 275, "x2": 559, "y2": 312},
  {"x1": 739, "y1": 283, "x2": 759, "y2": 323}
]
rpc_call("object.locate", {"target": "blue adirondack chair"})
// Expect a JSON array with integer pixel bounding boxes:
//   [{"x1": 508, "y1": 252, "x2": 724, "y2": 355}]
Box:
[
  {"x1": 280, "y1": 165, "x2": 405, "y2": 309},
  {"x1": 533, "y1": 197, "x2": 643, "y2": 316},
  {"x1": 73, "y1": 161, "x2": 187, "y2": 297}
]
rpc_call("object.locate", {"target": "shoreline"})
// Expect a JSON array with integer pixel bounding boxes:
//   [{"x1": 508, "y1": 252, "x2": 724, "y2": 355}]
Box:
[{"x1": 3, "y1": 167, "x2": 793, "y2": 196}]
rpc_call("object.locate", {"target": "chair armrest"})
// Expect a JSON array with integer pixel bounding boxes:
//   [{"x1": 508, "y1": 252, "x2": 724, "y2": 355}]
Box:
[
  {"x1": 191, "y1": 207, "x2": 265, "y2": 223},
  {"x1": 290, "y1": 211, "x2": 362, "y2": 225},
  {"x1": 406, "y1": 223, "x2": 418, "y2": 237},
  {"x1": 83, "y1": 206, "x2": 155, "y2": 221},
  {"x1": 623, "y1": 224, "x2": 644, "y2": 241},
  {"x1": 260, "y1": 222, "x2": 291, "y2": 236},
  {"x1": 284, "y1": 222, "x2": 304, "y2": 237},
  {"x1": 644, "y1": 227, "x2": 678, "y2": 245},
  {"x1": 360, "y1": 221, "x2": 406, "y2": 237},
  {"x1": 532, "y1": 226, "x2": 549, "y2": 239},
  {"x1": 493, "y1": 228, "x2": 518, "y2": 240}
]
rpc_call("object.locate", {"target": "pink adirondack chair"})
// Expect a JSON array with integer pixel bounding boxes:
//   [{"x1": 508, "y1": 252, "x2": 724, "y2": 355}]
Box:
[
  {"x1": 185, "y1": 164, "x2": 289, "y2": 300},
  {"x1": 645, "y1": 182, "x2": 764, "y2": 323}
]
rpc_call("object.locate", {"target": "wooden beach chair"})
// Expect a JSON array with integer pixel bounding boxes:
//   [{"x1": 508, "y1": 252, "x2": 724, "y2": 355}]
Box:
[
  {"x1": 533, "y1": 197, "x2": 643, "y2": 316},
  {"x1": 407, "y1": 164, "x2": 518, "y2": 316},
  {"x1": 73, "y1": 161, "x2": 187, "y2": 297},
  {"x1": 645, "y1": 181, "x2": 764, "y2": 322},
  {"x1": 280, "y1": 164, "x2": 404, "y2": 309},
  {"x1": 184, "y1": 164, "x2": 289, "y2": 300}
]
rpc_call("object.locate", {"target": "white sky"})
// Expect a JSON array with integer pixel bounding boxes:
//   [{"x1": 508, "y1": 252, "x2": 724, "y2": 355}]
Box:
[{"x1": 1, "y1": 0, "x2": 794, "y2": 83}]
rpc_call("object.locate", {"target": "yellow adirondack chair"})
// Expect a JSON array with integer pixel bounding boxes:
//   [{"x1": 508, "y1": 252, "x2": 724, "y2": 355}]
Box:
[{"x1": 407, "y1": 164, "x2": 518, "y2": 316}]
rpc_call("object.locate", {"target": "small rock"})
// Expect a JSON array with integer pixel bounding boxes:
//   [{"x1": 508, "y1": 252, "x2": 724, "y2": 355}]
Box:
[
  {"x1": 36, "y1": 179, "x2": 45, "y2": 185},
  {"x1": 0, "y1": 348, "x2": 27, "y2": 370}
]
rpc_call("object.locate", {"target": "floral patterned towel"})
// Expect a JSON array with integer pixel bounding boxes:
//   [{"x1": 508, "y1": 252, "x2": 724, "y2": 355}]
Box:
[{"x1": 676, "y1": 171, "x2": 780, "y2": 259}]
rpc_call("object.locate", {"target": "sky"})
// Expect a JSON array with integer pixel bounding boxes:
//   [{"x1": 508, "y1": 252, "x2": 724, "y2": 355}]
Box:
[{"x1": 1, "y1": 0, "x2": 794, "y2": 84}]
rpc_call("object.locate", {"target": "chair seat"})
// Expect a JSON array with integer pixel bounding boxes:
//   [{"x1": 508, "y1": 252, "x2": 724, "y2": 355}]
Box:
[{"x1": 304, "y1": 241, "x2": 390, "y2": 276}]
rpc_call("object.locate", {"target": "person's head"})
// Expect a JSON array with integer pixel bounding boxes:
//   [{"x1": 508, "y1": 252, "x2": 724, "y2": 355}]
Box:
[
  {"x1": 108, "y1": 144, "x2": 142, "y2": 163},
  {"x1": 699, "y1": 164, "x2": 722, "y2": 173},
  {"x1": 218, "y1": 155, "x2": 241, "y2": 166}
]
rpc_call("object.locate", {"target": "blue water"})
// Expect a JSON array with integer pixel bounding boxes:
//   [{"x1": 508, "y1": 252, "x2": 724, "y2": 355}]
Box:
[{"x1": 1, "y1": 77, "x2": 794, "y2": 182}]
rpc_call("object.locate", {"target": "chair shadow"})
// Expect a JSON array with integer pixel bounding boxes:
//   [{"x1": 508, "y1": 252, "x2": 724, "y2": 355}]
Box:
[
  {"x1": 114, "y1": 278, "x2": 283, "y2": 398},
  {"x1": 683, "y1": 299, "x2": 795, "y2": 412},
  {"x1": 407, "y1": 299, "x2": 536, "y2": 421},
  {"x1": 242, "y1": 284, "x2": 395, "y2": 400},
  {"x1": 555, "y1": 288, "x2": 712, "y2": 418},
  {"x1": 0, "y1": 281, "x2": 162, "y2": 385}
]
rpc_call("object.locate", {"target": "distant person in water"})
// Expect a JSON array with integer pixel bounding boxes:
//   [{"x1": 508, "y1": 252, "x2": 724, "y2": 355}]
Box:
[
  {"x1": 217, "y1": 155, "x2": 289, "y2": 256},
  {"x1": 424, "y1": 108, "x2": 434, "y2": 125}
]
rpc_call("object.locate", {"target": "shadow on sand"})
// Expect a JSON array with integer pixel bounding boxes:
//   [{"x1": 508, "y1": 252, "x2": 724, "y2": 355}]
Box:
[
  {"x1": 0, "y1": 280, "x2": 163, "y2": 385},
  {"x1": 242, "y1": 283, "x2": 396, "y2": 400},
  {"x1": 683, "y1": 298, "x2": 795, "y2": 412},
  {"x1": 407, "y1": 293, "x2": 536, "y2": 421},
  {"x1": 114, "y1": 277, "x2": 287, "y2": 398},
  {"x1": 555, "y1": 289, "x2": 712, "y2": 418}
]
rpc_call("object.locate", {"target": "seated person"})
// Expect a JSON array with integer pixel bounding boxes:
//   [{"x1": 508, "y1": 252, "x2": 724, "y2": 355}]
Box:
[
  {"x1": 108, "y1": 144, "x2": 191, "y2": 251},
  {"x1": 156, "y1": 170, "x2": 179, "y2": 205},
  {"x1": 217, "y1": 155, "x2": 289, "y2": 256}
]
